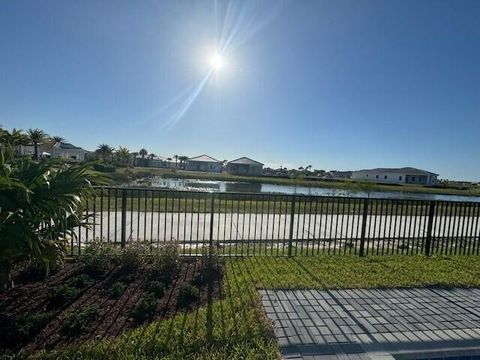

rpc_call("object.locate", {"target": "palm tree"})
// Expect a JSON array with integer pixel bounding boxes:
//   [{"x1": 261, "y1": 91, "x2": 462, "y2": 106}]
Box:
[
  {"x1": 51, "y1": 135, "x2": 64, "y2": 144},
  {"x1": 27, "y1": 128, "x2": 48, "y2": 160},
  {"x1": 116, "y1": 147, "x2": 131, "y2": 164},
  {"x1": 139, "y1": 148, "x2": 148, "y2": 159},
  {"x1": 96, "y1": 144, "x2": 114, "y2": 162},
  {"x1": 174, "y1": 154, "x2": 178, "y2": 168},
  {"x1": 148, "y1": 153, "x2": 156, "y2": 160}
]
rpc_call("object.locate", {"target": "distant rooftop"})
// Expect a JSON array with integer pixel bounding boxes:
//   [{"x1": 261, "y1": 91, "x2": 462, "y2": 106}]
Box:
[
  {"x1": 355, "y1": 167, "x2": 439, "y2": 176},
  {"x1": 188, "y1": 155, "x2": 221, "y2": 163},
  {"x1": 54, "y1": 142, "x2": 86, "y2": 151},
  {"x1": 228, "y1": 157, "x2": 264, "y2": 166}
]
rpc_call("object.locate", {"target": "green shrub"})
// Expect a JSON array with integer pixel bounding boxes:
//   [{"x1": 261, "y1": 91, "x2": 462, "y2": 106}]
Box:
[
  {"x1": 119, "y1": 272, "x2": 136, "y2": 284},
  {"x1": 0, "y1": 311, "x2": 56, "y2": 348},
  {"x1": 107, "y1": 281, "x2": 127, "y2": 299},
  {"x1": 80, "y1": 242, "x2": 118, "y2": 275},
  {"x1": 93, "y1": 163, "x2": 116, "y2": 173},
  {"x1": 60, "y1": 305, "x2": 100, "y2": 337},
  {"x1": 150, "y1": 243, "x2": 179, "y2": 282},
  {"x1": 117, "y1": 243, "x2": 148, "y2": 270},
  {"x1": 177, "y1": 284, "x2": 200, "y2": 307},
  {"x1": 66, "y1": 274, "x2": 93, "y2": 289},
  {"x1": 48, "y1": 285, "x2": 79, "y2": 307},
  {"x1": 147, "y1": 281, "x2": 165, "y2": 297},
  {"x1": 132, "y1": 293, "x2": 158, "y2": 322}
]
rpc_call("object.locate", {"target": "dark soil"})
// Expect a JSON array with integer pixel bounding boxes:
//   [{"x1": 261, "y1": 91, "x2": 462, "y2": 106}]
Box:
[{"x1": 0, "y1": 258, "x2": 224, "y2": 355}]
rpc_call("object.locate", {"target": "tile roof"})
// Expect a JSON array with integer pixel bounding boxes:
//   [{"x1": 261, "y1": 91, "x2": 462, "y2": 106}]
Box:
[
  {"x1": 188, "y1": 155, "x2": 221, "y2": 163},
  {"x1": 228, "y1": 157, "x2": 264, "y2": 166},
  {"x1": 355, "y1": 167, "x2": 438, "y2": 176}
]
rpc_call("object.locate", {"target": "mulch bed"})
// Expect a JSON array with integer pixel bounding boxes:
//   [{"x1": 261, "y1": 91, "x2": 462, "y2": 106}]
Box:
[{"x1": 0, "y1": 258, "x2": 224, "y2": 354}]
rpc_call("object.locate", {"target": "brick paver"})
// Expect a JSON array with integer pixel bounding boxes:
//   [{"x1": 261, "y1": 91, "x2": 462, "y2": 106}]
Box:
[{"x1": 259, "y1": 288, "x2": 480, "y2": 359}]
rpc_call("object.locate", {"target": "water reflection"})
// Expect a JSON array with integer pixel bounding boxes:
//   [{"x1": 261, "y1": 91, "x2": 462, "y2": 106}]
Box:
[{"x1": 130, "y1": 177, "x2": 480, "y2": 203}]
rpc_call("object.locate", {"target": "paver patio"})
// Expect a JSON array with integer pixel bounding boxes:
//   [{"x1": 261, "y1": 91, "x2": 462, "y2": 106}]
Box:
[{"x1": 260, "y1": 287, "x2": 480, "y2": 359}]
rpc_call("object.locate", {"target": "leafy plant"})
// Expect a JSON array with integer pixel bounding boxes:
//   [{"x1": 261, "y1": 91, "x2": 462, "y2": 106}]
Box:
[
  {"x1": 0, "y1": 148, "x2": 101, "y2": 291},
  {"x1": 117, "y1": 242, "x2": 148, "y2": 270},
  {"x1": 150, "y1": 243, "x2": 179, "y2": 283},
  {"x1": 0, "y1": 311, "x2": 56, "y2": 348},
  {"x1": 132, "y1": 293, "x2": 158, "y2": 322},
  {"x1": 60, "y1": 305, "x2": 100, "y2": 337},
  {"x1": 119, "y1": 273, "x2": 136, "y2": 284},
  {"x1": 147, "y1": 281, "x2": 165, "y2": 298},
  {"x1": 80, "y1": 242, "x2": 118, "y2": 275},
  {"x1": 66, "y1": 274, "x2": 94, "y2": 289},
  {"x1": 107, "y1": 281, "x2": 127, "y2": 299},
  {"x1": 177, "y1": 283, "x2": 200, "y2": 307},
  {"x1": 48, "y1": 284, "x2": 80, "y2": 308}
]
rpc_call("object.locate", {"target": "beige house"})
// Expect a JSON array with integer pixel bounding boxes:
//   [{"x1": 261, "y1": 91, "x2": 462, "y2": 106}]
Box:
[
  {"x1": 226, "y1": 157, "x2": 264, "y2": 176},
  {"x1": 186, "y1": 155, "x2": 222, "y2": 173},
  {"x1": 352, "y1": 167, "x2": 438, "y2": 186}
]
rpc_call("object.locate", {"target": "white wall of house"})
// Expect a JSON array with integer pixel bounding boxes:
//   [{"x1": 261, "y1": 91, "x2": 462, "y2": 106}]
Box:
[
  {"x1": 186, "y1": 161, "x2": 222, "y2": 173},
  {"x1": 352, "y1": 170, "x2": 438, "y2": 185},
  {"x1": 52, "y1": 148, "x2": 88, "y2": 161}
]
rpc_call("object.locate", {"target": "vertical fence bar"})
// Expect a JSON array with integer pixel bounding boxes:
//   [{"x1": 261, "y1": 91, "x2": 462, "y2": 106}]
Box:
[
  {"x1": 288, "y1": 195, "x2": 296, "y2": 257},
  {"x1": 209, "y1": 193, "x2": 215, "y2": 258},
  {"x1": 424, "y1": 201, "x2": 436, "y2": 256},
  {"x1": 121, "y1": 189, "x2": 127, "y2": 248},
  {"x1": 359, "y1": 198, "x2": 369, "y2": 257}
]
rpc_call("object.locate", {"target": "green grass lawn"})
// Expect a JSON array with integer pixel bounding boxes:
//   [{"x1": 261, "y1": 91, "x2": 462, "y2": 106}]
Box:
[{"x1": 33, "y1": 255, "x2": 480, "y2": 360}]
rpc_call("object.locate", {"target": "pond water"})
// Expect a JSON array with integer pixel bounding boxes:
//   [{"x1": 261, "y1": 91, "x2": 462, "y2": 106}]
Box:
[{"x1": 130, "y1": 177, "x2": 480, "y2": 203}]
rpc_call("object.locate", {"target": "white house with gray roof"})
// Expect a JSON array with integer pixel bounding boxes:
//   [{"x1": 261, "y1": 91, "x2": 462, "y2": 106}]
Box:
[
  {"x1": 352, "y1": 167, "x2": 438, "y2": 186},
  {"x1": 186, "y1": 155, "x2": 222, "y2": 173},
  {"x1": 226, "y1": 157, "x2": 264, "y2": 176}
]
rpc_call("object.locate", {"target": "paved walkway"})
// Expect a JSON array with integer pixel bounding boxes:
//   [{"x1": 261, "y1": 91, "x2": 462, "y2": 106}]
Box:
[{"x1": 259, "y1": 288, "x2": 480, "y2": 359}]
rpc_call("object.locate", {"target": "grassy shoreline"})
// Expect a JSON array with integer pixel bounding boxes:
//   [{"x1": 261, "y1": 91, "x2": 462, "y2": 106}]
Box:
[{"x1": 99, "y1": 166, "x2": 480, "y2": 197}]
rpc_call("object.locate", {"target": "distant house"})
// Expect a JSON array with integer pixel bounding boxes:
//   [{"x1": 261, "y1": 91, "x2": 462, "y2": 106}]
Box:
[
  {"x1": 186, "y1": 155, "x2": 222, "y2": 173},
  {"x1": 51, "y1": 142, "x2": 89, "y2": 161},
  {"x1": 134, "y1": 155, "x2": 173, "y2": 168},
  {"x1": 226, "y1": 157, "x2": 264, "y2": 176},
  {"x1": 16, "y1": 142, "x2": 89, "y2": 161},
  {"x1": 351, "y1": 167, "x2": 438, "y2": 186}
]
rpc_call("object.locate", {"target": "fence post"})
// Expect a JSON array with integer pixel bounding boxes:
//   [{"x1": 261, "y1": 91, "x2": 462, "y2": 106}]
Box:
[
  {"x1": 288, "y1": 195, "x2": 296, "y2": 257},
  {"x1": 209, "y1": 193, "x2": 215, "y2": 259},
  {"x1": 120, "y1": 189, "x2": 127, "y2": 248},
  {"x1": 359, "y1": 198, "x2": 369, "y2": 257},
  {"x1": 425, "y1": 201, "x2": 436, "y2": 256}
]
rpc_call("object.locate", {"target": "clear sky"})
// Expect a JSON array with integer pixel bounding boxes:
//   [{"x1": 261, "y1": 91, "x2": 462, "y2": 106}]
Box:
[{"x1": 1, "y1": 0, "x2": 479, "y2": 180}]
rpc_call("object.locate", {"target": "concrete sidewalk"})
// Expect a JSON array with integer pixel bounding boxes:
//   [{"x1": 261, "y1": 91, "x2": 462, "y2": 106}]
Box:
[{"x1": 259, "y1": 287, "x2": 480, "y2": 359}]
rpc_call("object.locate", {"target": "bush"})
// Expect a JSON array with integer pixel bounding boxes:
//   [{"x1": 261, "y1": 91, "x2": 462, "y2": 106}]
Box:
[
  {"x1": 93, "y1": 163, "x2": 116, "y2": 173},
  {"x1": 150, "y1": 244, "x2": 179, "y2": 283},
  {"x1": 177, "y1": 284, "x2": 200, "y2": 307},
  {"x1": 192, "y1": 247, "x2": 224, "y2": 286},
  {"x1": 133, "y1": 293, "x2": 158, "y2": 322},
  {"x1": 107, "y1": 281, "x2": 127, "y2": 299},
  {"x1": 147, "y1": 281, "x2": 165, "y2": 298},
  {"x1": 60, "y1": 305, "x2": 100, "y2": 337},
  {"x1": 80, "y1": 242, "x2": 118, "y2": 275},
  {"x1": 48, "y1": 285, "x2": 79, "y2": 308},
  {"x1": 117, "y1": 243, "x2": 148, "y2": 270},
  {"x1": 119, "y1": 273, "x2": 136, "y2": 284},
  {"x1": 66, "y1": 274, "x2": 94, "y2": 289},
  {"x1": 0, "y1": 311, "x2": 56, "y2": 348}
]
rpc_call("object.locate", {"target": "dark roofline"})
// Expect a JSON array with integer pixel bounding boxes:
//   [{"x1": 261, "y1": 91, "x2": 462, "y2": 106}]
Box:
[
  {"x1": 354, "y1": 167, "x2": 439, "y2": 176},
  {"x1": 188, "y1": 154, "x2": 221, "y2": 163}
]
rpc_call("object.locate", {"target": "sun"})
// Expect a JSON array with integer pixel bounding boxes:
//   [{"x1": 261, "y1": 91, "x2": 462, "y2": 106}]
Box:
[{"x1": 210, "y1": 53, "x2": 224, "y2": 70}]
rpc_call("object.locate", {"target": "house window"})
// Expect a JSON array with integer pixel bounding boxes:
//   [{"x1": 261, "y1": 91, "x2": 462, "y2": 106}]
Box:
[
  {"x1": 399, "y1": 176, "x2": 402, "y2": 181},
  {"x1": 376, "y1": 175, "x2": 379, "y2": 179},
  {"x1": 384, "y1": 175, "x2": 387, "y2": 179},
  {"x1": 366, "y1": 174, "x2": 368, "y2": 178}
]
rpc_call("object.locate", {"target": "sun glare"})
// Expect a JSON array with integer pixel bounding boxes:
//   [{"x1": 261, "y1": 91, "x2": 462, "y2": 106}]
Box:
[{"x1": 210, "y1": 53, "x2": 224, "y2": 70}]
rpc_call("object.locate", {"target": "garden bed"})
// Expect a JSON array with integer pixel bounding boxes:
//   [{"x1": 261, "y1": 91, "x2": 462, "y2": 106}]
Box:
[{"x1": 0, "y1": 252, "x2": 224, "y2": 355}]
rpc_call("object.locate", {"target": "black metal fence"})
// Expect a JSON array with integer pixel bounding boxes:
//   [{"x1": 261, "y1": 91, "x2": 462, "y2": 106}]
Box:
[{"x1": 72, "y1": 187, "x2": 480, "y2": 257}]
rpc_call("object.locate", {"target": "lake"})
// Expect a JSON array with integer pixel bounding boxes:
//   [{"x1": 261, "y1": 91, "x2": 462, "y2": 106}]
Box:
[{"x1": 130, "y1": 177, "x2": 480, "y2": 203}]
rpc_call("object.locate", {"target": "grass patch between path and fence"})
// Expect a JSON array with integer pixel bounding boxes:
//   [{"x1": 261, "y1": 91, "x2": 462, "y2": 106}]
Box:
[{"x1": 31, "y1": 255, "x2": 480, "y2": 360}]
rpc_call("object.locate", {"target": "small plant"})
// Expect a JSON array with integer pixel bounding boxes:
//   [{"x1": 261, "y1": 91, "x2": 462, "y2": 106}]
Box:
[
  {"x1": 177, "y1": 283, "x2": 200, "y2": 307},
  {"x1": 147, "y1": 281, "x2": 165, "y2": 297},
  {"x1": 119, "y1": 272, "x2": 136, "y2": 284},
  {"x1": 133, "y1": 293, "x2": 158, "y2": 322},
  {"x1": 0, "y1": 311, "x2": 56, "y2": 348},
  {"x1": 66, "y1": 274, "x2": 94, "y2": 289},
  {"x1": 80, "y1": 242, "x2": 118, "y2": 275},
  {"x1": 48, "y1": 284, "x2": 79, "y2": 307},
  {"x1": 118, "y1": 242, "x2": 148, "y2": 270},
  {"x1": 150, "y1": 243, "x2": 179, "y2": 283},
  {"x1": 107, "y1": 281, "x2": 127, "y2": 299},
  {"x1": 60, "y1": 305, "x2": 100, "y2": 337}
]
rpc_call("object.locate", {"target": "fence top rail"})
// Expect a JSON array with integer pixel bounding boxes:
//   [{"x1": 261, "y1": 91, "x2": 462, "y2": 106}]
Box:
[{"x1": 91, "y1": 186, "x2": 480, "y2": 206}]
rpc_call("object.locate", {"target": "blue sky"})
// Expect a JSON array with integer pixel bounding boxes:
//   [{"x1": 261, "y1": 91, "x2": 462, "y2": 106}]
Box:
[{"x1": 1, "y1": 0, "x2": 479, "y2": 180}]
